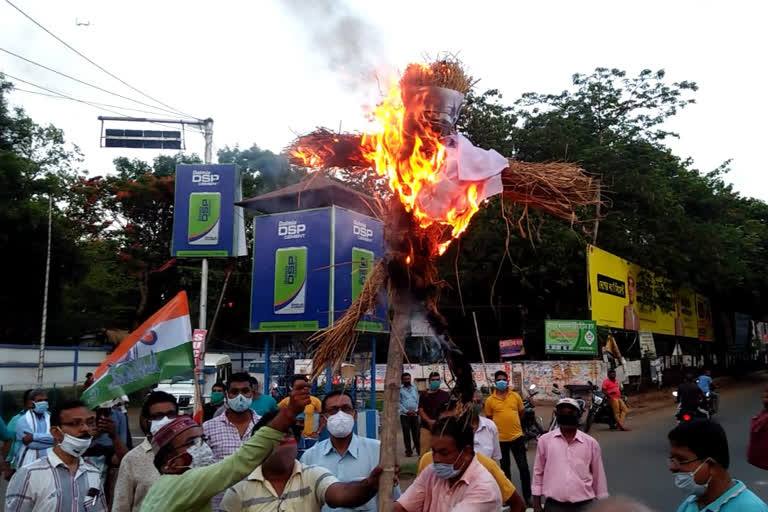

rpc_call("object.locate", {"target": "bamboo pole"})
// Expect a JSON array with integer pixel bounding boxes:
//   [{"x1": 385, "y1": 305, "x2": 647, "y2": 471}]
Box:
[{"x1": 377, "y1": 288, "x2": 407, "y2": 511}]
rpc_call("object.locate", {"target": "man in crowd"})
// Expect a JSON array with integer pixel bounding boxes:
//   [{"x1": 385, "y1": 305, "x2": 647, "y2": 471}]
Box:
[
  {"x1": 395, "y1": 415, "x2": 502, "y2": 512},
  {"x1": 113, "y1": 391, "x2": 177, "y2": 512},
  {"x1": 204, "y1": 372, "x2": 261, "y2": 510},
  {"x1": 14, "y1": 388, "x2": 53, "y2": 468},
  {"x1": 677, "y1": 374, "x2": 705, "y2": 416},
  {"x1": 417, "y1": 371, "x2": 449, "y2": 457},
  {"x1": 399, "y1": 372, "x2": 420, "y2": 457},
  {"x1": 250, "y1": 375, "x2": 279, "y2": 416},
  {"x1": 139, "y1": 379, "x2": 311, "y2": 511},
  {"x1": 697, "y1": 369, "x2": 718, "y2": 413},
  {"x1": 668, "y1": 419, "x2": 767, "y2": 511},
  {"x1": 301, "y1": 390, "x2": 399, "y2": 511},
  {"x1": 602, "y1": 369, "x2": 630, "y2": 431},
  {"x1": 83, "y1": 372, "x2": 95, "y2": 390},
  {"x1": 203, "y1": 381, "x2": 226, "y2": 421},
  {"x1": 6, "y1": 400, "x2": 106, "y2": 511},
  {"x1": 220, "y1": 410, "x2": 387, "y2": 511},
  {"x1": 471, "y1": 402, "x2": 502, "y2": 464},
  {"x1": 417, "y1": 402, "x2": 525, "y2": 512},
  {"x1": 532, "y1": 398, "x2": 608, "y2": 512},
  {"x1": 747, "y1": 384, "x2": 768, "y2": 469},
  {"x1": 85, "y1": 399, "x2": 130, "y2": 506},
  {"x1": 3, "y1": 389, "x2": 34, "y2": 477},
  {"x1": 279, "y1": 375, "x2": 323, "y2": 438},
  {"x1": 484, "y1": 370, "x2": 531, "y2": 503}
]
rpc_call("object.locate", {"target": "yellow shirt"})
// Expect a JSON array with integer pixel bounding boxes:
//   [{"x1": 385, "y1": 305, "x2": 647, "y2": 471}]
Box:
[
  {"x1": 417, "y1": 452, "x2": 516, "y2": 503},
  {"x1": 278, "y1": 395, "x2": 322, "y2": 436},
  {"x1": 483, "y1": 391, "x2": 524, "y2": 442}
]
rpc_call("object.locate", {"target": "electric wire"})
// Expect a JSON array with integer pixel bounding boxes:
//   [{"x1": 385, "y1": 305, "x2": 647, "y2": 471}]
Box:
[{"x1": 4, "y1": 0, "x2": 199, "y2": 120}]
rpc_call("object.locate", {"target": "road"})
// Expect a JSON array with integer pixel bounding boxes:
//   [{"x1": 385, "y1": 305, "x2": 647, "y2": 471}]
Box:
[{"x1": 501, "y1": 373, "x2": 768, "y2": 511}]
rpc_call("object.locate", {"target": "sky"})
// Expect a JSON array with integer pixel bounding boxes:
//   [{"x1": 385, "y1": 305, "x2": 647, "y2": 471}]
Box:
[{"x1": 1, "y1": 0, "x2": 766, "y2": 199}]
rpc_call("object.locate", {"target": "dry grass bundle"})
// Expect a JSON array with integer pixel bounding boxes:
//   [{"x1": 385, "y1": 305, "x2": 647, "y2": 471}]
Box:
[
  {"x1": 400, "y1": 59, "x2": 473, "y2": 94},
  {"x1": 285, "y1": 128, "x2": 366, "y2": 169},
  {"x1": 309, "y1": 259, "x2": 388, "y2": 379},
  {"x1": 501, "y1": 159, "x2": 601, "y2": 222}
]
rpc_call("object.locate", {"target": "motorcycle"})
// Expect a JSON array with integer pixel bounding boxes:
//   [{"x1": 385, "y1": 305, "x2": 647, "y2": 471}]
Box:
[
  {"x1": 672, "y1": 390, "x2": 709, "y2": 423},
  {"x1": 548, "y1": 383, "x2": 587, "y2": 431},
  {"x1": 583, "y1": 380, "x2": 626, "y2": 433},
  {"x1": 522, "y1": 384, "x2": 545, "y2": 448}
]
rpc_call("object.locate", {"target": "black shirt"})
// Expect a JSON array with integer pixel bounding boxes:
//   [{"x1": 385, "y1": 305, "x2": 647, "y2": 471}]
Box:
[{"x1": 678, "y1": 382, "x2": 703, "y2": 410}]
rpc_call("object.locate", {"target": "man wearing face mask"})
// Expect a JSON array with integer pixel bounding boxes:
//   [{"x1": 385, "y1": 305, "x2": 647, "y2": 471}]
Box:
[
  {"x1": 113, "y1": 391, "x2": 178, "y2": 512},
  {"x1": 417, "y1": 372, "x2": 450, "y2": 457},
  {"x1": 220, "y1": 410, "x2": 386, "y2": 511},
  {"x1": 204, "y1": 381, "x2": 227, "y2": 421},
  {"x1": 399, "y1": 372, "x2": 420, "y2": 457},
  {"x1": 300, "y1": 390, "x2": 400, "y2": 511},
  {"x1": 204, "y1": 372, "x2": 262, "y2": 510},
  {"x1": 13, "y1": 388, "x2": 53, "y2": 469},
  {"x1": 395, "y1": 415, "x2": 501, "y2": 512},
  {"x1": 139, "y1": 379, "x2": 311, "y2": 511},
  {"x1": 6, "y1": 400, "x2": 106, "y2": 511},
  {"x1": 484, "y1": 370, "x2": 531, "y2": 503},
  {"x1": 668, "y1": 419, "x2": 767, "y2": 512},
  {"x1": 532, "y1": 398, "x2": 608, "y2": 512}
]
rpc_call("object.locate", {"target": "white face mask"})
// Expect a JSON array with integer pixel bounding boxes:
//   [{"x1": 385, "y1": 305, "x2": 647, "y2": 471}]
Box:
[
  {"x1": 56, "y1": 428, "x2": 92, "y2": 457},
  {"x1": 326, "y1": 411, "x2": 355, "y2": 438},
  {"x1": 227, "y1": 394, "x2": 253, "y2": 413},
  {"x1": 150, "y1": 416, "x2": 174, "y2": 435},
  {"x1": 168, "y1": 438, "x2": 215, "y2": 471}
]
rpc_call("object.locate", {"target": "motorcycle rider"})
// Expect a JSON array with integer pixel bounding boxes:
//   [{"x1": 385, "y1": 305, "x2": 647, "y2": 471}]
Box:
[
  {"x1": 677, "y1": 374, "x2": 706, "y2": 418},
  {"x1": 601, "y1": 369, "x2": 630, "y2": 431},
  {"x1": 698, "y1": 369, "x2": 718, "y2": 414}
]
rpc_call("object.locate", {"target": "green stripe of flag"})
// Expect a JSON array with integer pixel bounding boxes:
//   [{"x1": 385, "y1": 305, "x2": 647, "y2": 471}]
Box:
[{"x1": 82, "y1": 342, "x2": 194, "y2": 409}]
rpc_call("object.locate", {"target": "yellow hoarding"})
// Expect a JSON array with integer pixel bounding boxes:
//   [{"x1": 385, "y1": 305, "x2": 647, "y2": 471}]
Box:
[{"x1": 587, "y1": 245, "x2": 712, "y2": 340}]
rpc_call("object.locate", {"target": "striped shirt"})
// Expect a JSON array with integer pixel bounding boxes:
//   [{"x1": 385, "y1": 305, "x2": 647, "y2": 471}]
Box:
[
  {"x1": 5, "y1": 448, "x2": 107, "y2": 512},
  {"x1": 219, "y1": 461, "x2": 339, "y2": 512}
]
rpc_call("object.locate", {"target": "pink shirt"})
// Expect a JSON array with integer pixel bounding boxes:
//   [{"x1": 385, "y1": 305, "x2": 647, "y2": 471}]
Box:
[
  {"x1": 397, "y1": 455, "x2": 502, "y2": 512},
  {"x1": 532, "y1": 428, "x2": 609, "y2": 503}
]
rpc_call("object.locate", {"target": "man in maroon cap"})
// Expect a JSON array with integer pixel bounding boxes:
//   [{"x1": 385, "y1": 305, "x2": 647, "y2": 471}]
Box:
[{"x1": 138, "y1": 379, "x2": 311, "y2": 512}]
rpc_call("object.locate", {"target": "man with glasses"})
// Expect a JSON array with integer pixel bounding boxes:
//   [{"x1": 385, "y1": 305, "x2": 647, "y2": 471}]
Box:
[
  {"x1": 6, "y1": 400, "x2": 105, "y2": 511},
  {"x1": 139, "y1": 379, "x2": 311, "y2": 511},
  {"x1": 113, "y1": 391, "x2": 178, "y2": 512},
  {"x1": 220, "y1": 410, "x2": 385, "y2": 511},
  {"x1": 204, "y1": 372, "x2": 262, "y2": 510},
  {"x1": 668, "y1": 419, "x2": 767, "y2": 512},
  {"x1": 300, "y1": 390, "x2": 400, "y2": 511}
]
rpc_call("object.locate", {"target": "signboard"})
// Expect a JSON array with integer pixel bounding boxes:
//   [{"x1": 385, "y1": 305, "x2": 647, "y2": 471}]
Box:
[
  {"x1": 696, "y1": 295, "x2": 714, "y2": 342},
  {"x1": 499, "y1": 338, "x2": 525, "y2": 358},
  {"x1": 250, "y1": 206, "x2": 387, "y2": 332},
  {"x1": 732, "y1": 312, "x2": 751, "y2": 352},
  {"x1": 192, "y1": 328, "x2": 206, "y2": 371},
  {"x1": 638, "y1": 331, "x2": 657, "y2": 359},
  {"x1": 171, "y1": 164, "x2": 247, "y2": 257},
  {"x1": 587, "y1": 245, "x2": 713, "y2": 340},
  {"x1": 756, "y1": 322, "x2": 768, "y2": 345},
  {"x1": 545, "y1": 320, "x2": 598, "y2": 355}
]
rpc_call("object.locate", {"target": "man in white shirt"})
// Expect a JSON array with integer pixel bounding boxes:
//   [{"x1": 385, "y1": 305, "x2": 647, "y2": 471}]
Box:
[
  {"x1": 13, "y1": 389, "x2": 53, "y2": 469},
  {"x1": 439, "y1": 401, "x2": 501, "y2": 465},
  {"x1": 6, "y1": 399, "x2": 106, "y2": 512}
]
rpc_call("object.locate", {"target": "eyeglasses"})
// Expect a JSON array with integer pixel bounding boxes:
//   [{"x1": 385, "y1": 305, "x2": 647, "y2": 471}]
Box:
[
  {"x1": 60, "y1": 419, "x2": 97, "y2": 428},
  {"x1": 668, "y1": 456, "x2": 701, "y2": 469},
  {"x1": 148, "y1": 411, "x2": 178, "y2": 421},
  {"x1": 324, "y1": 405, "x2": 354, "y2": 416}
]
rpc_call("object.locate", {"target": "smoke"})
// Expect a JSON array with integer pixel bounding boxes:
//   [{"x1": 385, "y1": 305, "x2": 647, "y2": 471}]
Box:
[{"x1": 281, "y1": 0, "x2": 391, "y2": 93}]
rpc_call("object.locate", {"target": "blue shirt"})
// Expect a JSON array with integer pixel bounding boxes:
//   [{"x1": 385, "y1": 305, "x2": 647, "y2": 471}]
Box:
[
  {"x1": 399, "y1": 385, "x2": 419, "y2": 415},
  {"x1": 250, "y1": 393, "x2": 278, "y2": 416},
  {"x1": 300, "y1": 434, "x2": 400, "y2": 511},
  {"x1": 698, "y1": 375, "x2": 713, "y2": 393},
  {"x1": 677, "y1": 480, "x2": 768, "y2": 512}
]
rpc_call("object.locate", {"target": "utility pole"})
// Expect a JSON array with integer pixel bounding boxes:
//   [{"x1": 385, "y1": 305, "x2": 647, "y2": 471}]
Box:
[
  {"x1": 37, "y1": 195, "x2": 52, "y2": 386},
  {"x1": 200, "y1": 118, "x2": 214, "y2": 330}
]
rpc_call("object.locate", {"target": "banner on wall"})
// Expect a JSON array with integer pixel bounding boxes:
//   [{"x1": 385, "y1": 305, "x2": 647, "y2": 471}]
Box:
[
  {"x1": 171, "y1": 164, "x2": 247, "y2": 257},
  {"x1": 587, "y1": 245, "x2": 713, "y2": 340},
  {"x1": 545, "y1": 320, "x2": 598, "y2": 355},
  {"x1": 499, "y1": 338, "x2": 525, "y2": 358}
]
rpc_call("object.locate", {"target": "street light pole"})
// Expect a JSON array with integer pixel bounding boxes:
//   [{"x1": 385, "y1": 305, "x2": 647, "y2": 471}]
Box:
[{"x1": 37, "y1": 195, "x2": 52, "y2": 386}]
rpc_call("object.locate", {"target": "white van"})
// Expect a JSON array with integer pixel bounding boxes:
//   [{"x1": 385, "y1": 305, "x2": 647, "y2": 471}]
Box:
[{"x1": 155, "y1": 353, "x2": 232, "y2": 414}]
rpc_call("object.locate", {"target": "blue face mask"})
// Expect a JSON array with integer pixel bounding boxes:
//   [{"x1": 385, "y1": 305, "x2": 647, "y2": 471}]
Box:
[
  {"x1": 433, "y1": 449, "x2": 467, "y2": 480},
  {"x1": 227, "y1": 394, "x2": 253, "y2": 413},
  {"x1": 34, "y1": 401, "x2": 49, "y2": 414},
  {"x1": 496, "y1": 380, "x2": 508, "y2": 391},
  {"x1": 674, "y1": 460, "x2": 711, "y2": 496}
]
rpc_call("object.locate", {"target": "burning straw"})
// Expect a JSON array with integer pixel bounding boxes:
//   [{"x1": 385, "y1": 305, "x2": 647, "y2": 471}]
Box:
[
  {"x1": 400, "y1": 59, "x2": 474, "y2": 94},
  {"x1": 309, "y1": 259, "x2": 388, "y2": 379}
]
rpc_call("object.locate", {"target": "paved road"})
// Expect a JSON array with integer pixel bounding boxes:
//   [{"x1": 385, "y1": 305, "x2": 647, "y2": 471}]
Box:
[{"x1": 502, "y1": 373, "x2": 768, "y2": 511}]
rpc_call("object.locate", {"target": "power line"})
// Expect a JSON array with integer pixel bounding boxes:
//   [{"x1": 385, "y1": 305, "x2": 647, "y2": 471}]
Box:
[
  {"x1": 4, "y1": 0, "x2": 199, "y2": 120},
  {"x1": 4, "y1": 72, "x2": 204, "y2": 134},
  {"x1": 0, "y1": 46, "x2": 199, "y2": 120}
]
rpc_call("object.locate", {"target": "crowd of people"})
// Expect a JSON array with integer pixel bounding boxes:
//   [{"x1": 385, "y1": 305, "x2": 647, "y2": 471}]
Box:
[{"x1": 1, "y1": 369, "x2": 767, "y2": 512}]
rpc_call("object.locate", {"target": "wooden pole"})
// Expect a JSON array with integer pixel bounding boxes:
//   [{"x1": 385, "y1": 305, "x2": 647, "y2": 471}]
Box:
[{"x1": 377, "y1": 288, "x2": 407, "y2": 511}]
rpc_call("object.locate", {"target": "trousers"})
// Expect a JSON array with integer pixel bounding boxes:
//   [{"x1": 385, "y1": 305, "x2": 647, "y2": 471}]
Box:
[
  {"x1": 400, "y1": 415, "x2": 420, "y2": 455},
  {"x1": 500, "y1": 437, "x2": 531, "y2": 499},
  {"x1": 419, "y1": 427, "x2": 432, "y2": 456},
  {"x1": 610, "y1": 398, "x2": 628, "y2": 423},
  {"x1": 544, "y1": 498, "x2": 594, "y2": 511}
]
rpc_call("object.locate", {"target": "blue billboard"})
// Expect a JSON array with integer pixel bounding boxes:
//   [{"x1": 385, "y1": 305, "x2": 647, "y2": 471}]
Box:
[
  {"x1": 250, "y1": 206, "x2": 387, "y2": 332},
  {"x1": 171, "y1": 164, "x2": 246, "y2": 258}
]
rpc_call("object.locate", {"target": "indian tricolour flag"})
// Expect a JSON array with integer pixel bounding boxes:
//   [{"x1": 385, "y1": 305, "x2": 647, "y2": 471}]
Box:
[{"x1": 82, "y1": 291, "x2": 194, "y2": 409}]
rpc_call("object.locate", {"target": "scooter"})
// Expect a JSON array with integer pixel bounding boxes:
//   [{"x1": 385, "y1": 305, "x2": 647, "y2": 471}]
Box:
[
  {"x1": 522, "y1": 384, "x2": 545, "y2": 448},
  {"x1": 583, "y1": 380, "x2": 625, "y2": 433}
]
